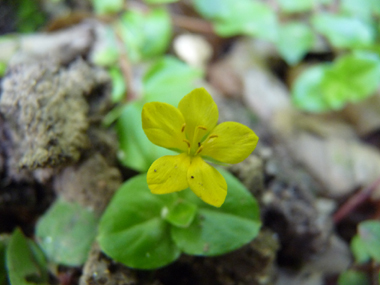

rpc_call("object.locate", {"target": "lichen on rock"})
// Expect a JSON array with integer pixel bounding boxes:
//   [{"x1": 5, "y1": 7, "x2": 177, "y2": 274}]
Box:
[{"x1": 0, "y1": 58, "x2": 108, "y2": 169}]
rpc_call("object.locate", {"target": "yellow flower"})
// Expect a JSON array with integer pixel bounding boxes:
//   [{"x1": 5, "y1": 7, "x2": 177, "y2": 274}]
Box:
[{"x1": 142, "y1": 88, "x2": 258, "y2": 207}]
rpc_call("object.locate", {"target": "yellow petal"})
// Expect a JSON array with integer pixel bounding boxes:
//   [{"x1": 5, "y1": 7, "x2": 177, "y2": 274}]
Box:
[
  {"x1": 142, "y1": 102, "x2": 187, "y2": 152},
  {"x1": 201, "y1": 122, "x2": 259, "y2": 164},
  {"x1": 178, "y1": 88, "x2": 218, "y2": 145},
  {"x1": 147, "y1": 153, "x2": 191, "y2": 194},
  {"x1": 187, "y1": 156, "x2": 227, "y2": 207}
]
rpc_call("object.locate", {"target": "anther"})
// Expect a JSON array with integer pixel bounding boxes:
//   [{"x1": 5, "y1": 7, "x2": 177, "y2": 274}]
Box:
[
  {"x1": 206, "y1": 134, "x2": 219, "y2": 143},
  {"x1": 197, "y1": 126, "x2": 207, "y2": 130},
  {"x1": 183, "y1": 139, "x2": 191, "y2": 148},
  {"x1": 195, "y1": 145, "x2": 203, "y2": 155},
  {"x1": 181, "y1": 123, "x2": 186, "y2": 132}
]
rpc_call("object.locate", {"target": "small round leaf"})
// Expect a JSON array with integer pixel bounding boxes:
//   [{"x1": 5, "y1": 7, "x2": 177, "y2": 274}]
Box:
[
  {"x1": 98, "y1": 174, "x2": 181, "y2": 269},
  {"x1": 172, "y1": 169, "x2": 261, "y2": 256},
  {"x1": 36, "y1": 199, "x2": 98, "y2": 266}
]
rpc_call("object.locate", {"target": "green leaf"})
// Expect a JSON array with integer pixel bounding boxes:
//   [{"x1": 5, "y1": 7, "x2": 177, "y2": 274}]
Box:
[
  {"x1": 116, "y1": 101, "x2": 175, "y2": 172},
  {"x1": 341, "y1": 0, "x2": 380, "y2": 19},
  {"x1": 292, "y1": 52, "x2": 380, "y2": 112},
  {"x1": 292, "y1": 64, "x2": 331, "y2": 112},
  {"x1": 16, "y1": 0, "x2": 45, "y2": 33},
  {"x1": 312, "y1": 13, "x2": 375, "y2": 49},
  {"x1": 6, "y1": 228, "x2": 48, "y2": 285},
  {"x1": 338, "y1": 270, "x2": 370, "y2": 285},
  {"x1": 358, "y1": 220, "x2": 380, "y2": 262},
  {"x1": 163, "y1": 200, "x2": 198, "y2": 228},
  {"x1": 103, "y1": 104, "x2": 125, "y2": 127},
  {"x1": 93, "y1": 47, "x2": 119, "y2": 67},
  {"x1": 92, "y1": 28, "x2": 119, "y2": 67},
  {"x1": 0, "y1": 236, "x2": 9, "y2": 285},
  {"x1": 109, "y1": 67, "x2": 127, "y2": 103},
  {"x1": 278, "y1": 0, "x2": 315, "y2": 13},
  {"x1": 35, "y1": 199, "x2": 98, "y2": 266},
  {"x1": 98, "y1": 175, "x2": 181, "y2": 269},
  {"x1": 350, "y1": 235, "x2": 371, "y2": 264},
  {"x1": 117, "y1": 8, "x2": 172, "y2": 62},
  {"x1": 192, "y1": 0, "x2": 230, "y2": 19},
  {"x1": 193, "y1": 0, "x2": 278, "y2": 41},
  {"x1": 143, "y1": 56, "x2": 203, "y2": 106},
  {"x1": 276, "y1": 22, "x2": 315, "y2": 65},
  {"x1": 92, "y1": 0, "x2": 124, "y2": 14},
  {"x1": 0, "y1": 62, "x2": 7, "y2": 77},
  {"x1": 172, "y1": 169, "x2": 261, "y2": 256},
  {"x1": 321, "y1": 52, "x2": 380, "y2": 107}
]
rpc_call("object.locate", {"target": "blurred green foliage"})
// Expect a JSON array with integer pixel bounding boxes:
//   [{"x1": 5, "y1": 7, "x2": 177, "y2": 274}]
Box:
[
  {"x1": 117, "y1": 8, "x2": 172, "y2": 62},
  {"x1": 276, "y1": 22, "x2": 315, "y2": 65},
  {"x1": 93, "y1": 0, "x2": 124, "y2": 14},
  {"x1": 3, "y1": 0, "x2": 379, "y2": 113},
  {"x1": 312, "y1": 13, "x2": 375, "y2": 49},
  {"x1": 339, "y1": 220, "x2": 380, "y2": 285},
  {"x1": 15, "y1": 0, "x2": 45, "y2": 33},
  {"x1": 0, "y1": 236, "x2": 7, "y2": 285},
  {"x1": 0, "y1": 63, "x2": 6, "y2": 77},
  {"x1": 277, "y1": 0, "x2": 316, "y2": 13},
  {"x1": 339, "y1": 270, "x2": 370, "y2": 285},
  {"x1": 194, "y1": 0, "x2": 277, "y2": 41},
  {"x1": 193, "y1": 0, "x2": 380, "y2": 112},
  {"x1": 5, "y1": 229, "x2": 48, "y2": 285},
  {"x1": 293, "y1": 52, "x2": 380, "y2": 112},
  {"x1": 109, "y1": 67, "x2": 127, "y2": 103},
  {"x1": 357, "y1": 220, "x2": 380, "y2": 262}
]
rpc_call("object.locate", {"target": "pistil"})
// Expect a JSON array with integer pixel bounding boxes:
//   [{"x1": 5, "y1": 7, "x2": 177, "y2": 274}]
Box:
[
  {"x1": 191, "y1": 125, "x2": 207, "y2": 155},
  {"x1": 182, "y1": 139, "x2": 190, "y2": 155}
]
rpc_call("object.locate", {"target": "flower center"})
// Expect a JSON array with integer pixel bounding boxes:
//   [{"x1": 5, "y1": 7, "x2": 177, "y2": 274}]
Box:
[{"x1": 181, "y1": 124, "x2": 218, "y2": 156}]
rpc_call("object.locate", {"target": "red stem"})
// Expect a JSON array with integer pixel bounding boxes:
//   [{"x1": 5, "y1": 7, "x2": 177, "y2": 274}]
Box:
[{"x1": 333, "y1": 177, "x2": 380, "y2": 224}]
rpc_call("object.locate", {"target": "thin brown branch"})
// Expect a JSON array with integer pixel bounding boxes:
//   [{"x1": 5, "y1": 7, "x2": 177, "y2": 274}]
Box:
[
  {"x1": 333, "y1": 176, "x2": 380, "y2": 224},
  {"x1": 115, "y1": 31, "x2": 137, "y2": 102},
  {"x1": 171, "y1": 14, "x2": 215, "y2": 34}
]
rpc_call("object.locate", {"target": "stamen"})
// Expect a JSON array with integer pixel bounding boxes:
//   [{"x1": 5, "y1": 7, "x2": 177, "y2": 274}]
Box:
[
  {"x1": 195, "y1": 145, "x2": 203, "y2": 155},
  {"x1": 183, "y1": 139, "x2": 191, "y2": 148},
  {"x1": 193, "y1": 126, "x2": 207, "y2": 142},
  {"x1": 181, "y1": 123, "x2": 186, "y2": 132},
  {"x1": 192, "y1": 126, "x2": 207, "y2": 151},
  {"x1": 206, "y1": 134, "x2": 218, "y2": 143}
]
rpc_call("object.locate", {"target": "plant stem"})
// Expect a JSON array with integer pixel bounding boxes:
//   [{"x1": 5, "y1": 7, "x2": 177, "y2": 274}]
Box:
[{"x1": 333, "y1": 177, "x2": 380, "y2": 224}]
